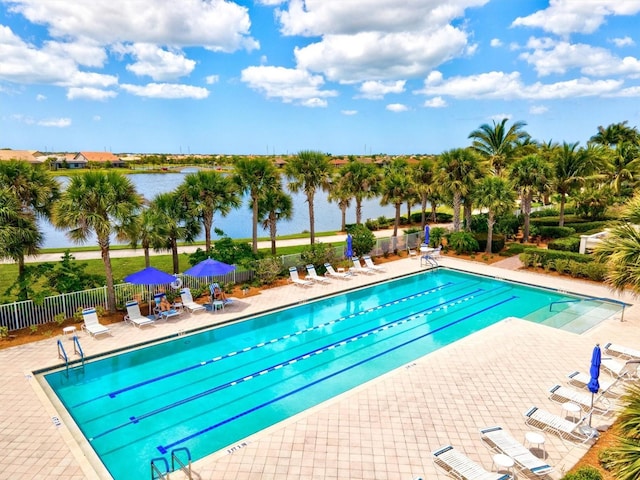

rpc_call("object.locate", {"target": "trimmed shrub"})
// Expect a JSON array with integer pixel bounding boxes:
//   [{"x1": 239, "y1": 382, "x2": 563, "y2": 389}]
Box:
[
  {"x1": 495, "y1": 214, "x2": 521, "y2": 237},
  {"x1": 501, "y1": 243, "x2": 526, "y2": 256},
  {"x1": 531, "y1": 215, "x2": 585, "y2": 226},
  {"x1": 475, "y1": 233, "x2": 505, "y2": 253},
  {"x1": 429, "y1": 227, "x2": 448, "y2": 248},
  {"x1": 364, "y1": 218, "x2": 379, "y2": 231},
  {"x1": 521, "y1": 247, "x2": 594, "y2": 265},
  {"x1": 561, "y1": 466, "x2": 602, "y2": 480},
  {"x1": 350, "y1": 224, "x2": 377, "y2": 256},
  {"x1": 435, "y1": 212, "x2": 453, "y2": 223},
  {"x1": 548, "y1": 236, "x2": 581, "y2": 252},
  {"x1": 538, "y1": 226, "x2": 576, "y2": 239},
  {"x1": 567, "y1": 221, "x2": 612, "y2": 233},
  {"x1": 447, "y1": 232, "x2": 479, "y2": 254}
]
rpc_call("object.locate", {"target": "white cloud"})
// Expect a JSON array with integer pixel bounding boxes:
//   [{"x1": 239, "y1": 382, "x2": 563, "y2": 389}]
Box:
[
  {"x1": 38, "y1": 117, "x2": 71, "y2": 127},
  {"x1": 529, "y1": 105, "x2": 549, "y2": 114},
  {"x1": 520, "y1": 39, "x2": 640, "y2": 78},
  {"x1": 205, "y1": 75, "x2": 220, "y2": 85},
  {"x1": 341, "y1": 110, "x2": 358, "y2": 115},
  {"x1": 612, "y1": 36, "x2": 635, "y2": 47},
  {"x1": 301, "y1": 98, "x2": 328, "y2": 108},
  {"x1": 489, "y1": 113, "x2": 511, "y2": 122},
  {"x1": 67, "y1": 87, "x2": 118, "y2": 101},
  {"x1": 256, "y1": 0, "x2": 286, "y2": 5},
  {"x1": 36, "y1": 94, "x2": 46, "y2": 101},
  {"x1": 240, "y1": 65, "x2": 337, "y2": 106},
  {"x1": 417, "y1": 70, "x2": 624, "y2": 100},
  {"x1": 490, "y1": 38, "x2": 502, "y2": 47},
  {"x1": 512, "y1": 0, "x2": 640, "y2": 36},
  {"x1": 358, "y1": 80, "x2": 405, "y2": 99},
  {"x1": 113, "y1": 43, "x2": 196, "y2": 81},
  {"x1": 120, "y1": 82, "x2": 210, "y2": 99},
  {"x1": 6, "y1": 0, "x2": 258, "y2": 52},
  {"x1": 93, "y1": 115, "x2": 102, "y2": 121},
  {"x1": 386, "y1": 103, "x2": 408, "y2": 112},
  {"x1": 424, "y1": 96, "x2": 447, "y2": 108}
]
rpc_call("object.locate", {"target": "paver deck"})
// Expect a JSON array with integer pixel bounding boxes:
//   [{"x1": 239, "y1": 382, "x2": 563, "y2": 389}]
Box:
[{"x1": 1, "y1": 255, "x2": 638, "y2": 479}]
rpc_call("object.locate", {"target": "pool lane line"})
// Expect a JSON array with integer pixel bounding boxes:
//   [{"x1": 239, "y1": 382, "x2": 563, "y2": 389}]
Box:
[
  {"x1": 73, "y1": 281, "x2": 461, "y2": 407},
  {"x1": 88, "y1": 287, "x2": 488, "y2": 441},
  {"x1": 156, "y1": 294, "x2": 519, "y2": 454}
]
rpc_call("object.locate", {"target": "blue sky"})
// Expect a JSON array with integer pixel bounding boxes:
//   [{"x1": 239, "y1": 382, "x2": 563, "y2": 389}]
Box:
[{"x1": 1, "y1": 0, "x2": 640, "y2": 155}]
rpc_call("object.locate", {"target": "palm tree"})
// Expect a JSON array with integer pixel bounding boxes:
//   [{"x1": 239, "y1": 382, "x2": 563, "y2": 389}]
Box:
[
  {"x1": 258, "y1": 188, "x2": 294, "y2": 255},
  {"x1": 53, "y1": 171, "x2": 142, "y2": 312},
  {"x1": 339, "y1": 158, "x2": 380, "y2": 224},
  {"x1": 148, "y1": 191, "x2": 200, "y2": 274},
  {"x1": 285, "y1": 150, "x2": 333, "y2": 244},
  {"x1": 175, "y1": 170, "x2": 240, "y2": 252},
  {"x1": 380, "y1": 159, "x2": 412, "y2": 242},
  {"x1": 551, "y1": 142, "x2": 601, "y2": 226},
  {"x1": 126, "y1": 207, "x2": 166, "y2": 268},
  {"x1": 590, "y1": 120, "x2": 640, "y2": 147},
  {"x1": 605, "y1": 383, "x2": 640, "y2": 480},
  {"x1": 327, "y1": 169, "x2": 352, "y2": 232},
  {"x1": 436, "y1": 148, "x2": 482, "y2": 232},
  {"x1": 0, "y1": 161, "x2": 60, "y2": 299},
  {"x1": 473, "y1": 176, "x2": 516, "y2": 253},
  {"x1": 411, "y1": 158, "x2": 438, "y2": 228},
  {"x1": 468, "y1": 118, "x2": 530, "y2": 175},
  {"x1": 605, "y1": 142, "x2": 640, "y2": 195},
  {"x1": 509, "y1": 155, "x2": 552, "y2": 242},
  {"x1": 233, "y1": 158, "x2": 280, "y2": 253}
]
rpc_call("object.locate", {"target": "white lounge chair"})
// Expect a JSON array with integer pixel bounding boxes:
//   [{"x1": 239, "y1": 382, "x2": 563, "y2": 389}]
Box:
[
  {"x1": 305, "y1": 264, "x2": 329, "y2": 283},
  {"x1": 523, "y1": 406, "x2": 598, "y2": 444},
  {"x1": 289, "y1": 267, "x2": 313, "y2": 287},
  {"x1": 548, "y1": 384, "x2": 612, "y2": 416},
  {"x1": 180, "y1": 287, "x2": 207, "y2": 314},
  {"x1": 362, "y1": 255, "x2": 385, "y2": 272},
  {"x1": 604, "y1": 342, "x2": 640, "y2": 360},
  {"x1": 567, "y1": 370, "x2": 619, "y2": 396},
  {"x1": 480, "y1": 426, "x2": 553, "y2": 477},
  {"x1": 351, "y1": 256, "x2": 375, "y2": 274},
  {"x1": 432, "y1": 445, "x2": 512, "y2": 480},
  {"x1": 601, "y1": 357, "x2": 640, "y2": 381},
  {"x1": 209, "y1": 283, "x2": 234, "y2": 310},
  {"x1": 123, "y1": 300, "x2": 155, "y2": 328},
  {"x1": 324, "y1": 263, "x2": 352, "y2": 279},
  {"x1": 81, "y1": 307, "x2": 111, "y2": 337},
  {"x1": 407, "y1": 245, "x2": 417, "y2": 258},
  {"x1": 153, "y1": 293, "x2": 182, "y2": 320}
]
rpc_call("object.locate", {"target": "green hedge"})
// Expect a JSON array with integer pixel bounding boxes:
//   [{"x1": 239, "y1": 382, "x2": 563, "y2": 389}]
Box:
[
  {"x1": 474, "y1": 233, "x2": 505, "y2": 253},
  {"x1": 547, "y1": 236, "x2": 581, "y2": 252},
  {"x1": 519, "y1": 248, "x2": 607, "y2": 281},
  {"x1": 538, "y1": 226, "x2": 576, "y2": 239},
  {"x1": 521, "y1": 247, "x2": 593, "y2": 264},
  {"x1": 568, "y1": 221, "x2": 611, "y2": 233},
  {"x1": 531, "y1": 215, "x2": 586, "y2": 226}
]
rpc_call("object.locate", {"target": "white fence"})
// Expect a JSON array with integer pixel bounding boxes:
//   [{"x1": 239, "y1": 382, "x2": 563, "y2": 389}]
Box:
[{"x1": 0, "y1": 232, "x2": 424, "y2": 332}]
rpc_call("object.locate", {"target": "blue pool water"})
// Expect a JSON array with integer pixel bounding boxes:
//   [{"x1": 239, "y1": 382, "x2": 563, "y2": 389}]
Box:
[{"x1": 42, "y1": 269, "x2": 621, "y2": 479}]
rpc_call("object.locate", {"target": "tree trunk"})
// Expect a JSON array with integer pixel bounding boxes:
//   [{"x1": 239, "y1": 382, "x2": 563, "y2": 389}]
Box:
[
  {"x1": 523, "y1": 191, "x2": 532, "y2": 243},
  {"x1": 144, "y1": 246, "x2": 150, "y2": 268},
  {"x1": 431, "y1": 201, "x2": 438, "y2": 223},
  {"x1": 559, "y1": 194, "x2": 566, "y2": 227},
  {"x1": 308, "y1": 193, "x2": 315, "y2": 244},
  {"x1": 171, "y1": 239, "x2": 179, "y2": 274},
  {"x1": 269, "y1": 212, "x2": 277, "y2": 255},
  {"x1": 100, "y1": 241, "x2": 116, "y2": 313},
  {"x1": 17, "y1": 254, "x2": 27, "y2": 301},
  {"x1": 393, "y1": 203, "x2": 401, "y2": 238},
  {"x1": 252, "y1": 196, "x2": 259, "y2": 253},
  {"x1": 421, "y1": 195, "x2": 427, "y2": 230},
  {"x1": 340, "y1": 205, "x2": 346, "y2": 232},
  {"x1": 453, "y1": 192, "x2": 461, "y2": 232},
  {"x1": 486, "y1": 213, "x2": 495, "y2": 254},
  {"x1": 203, "y1": 214, "x2": 213, "y2": 252},
  {"x1": 464, "y1": 201, "x2": 472, "y2": 232},
  {"x1": 355, "y1": 198, "x2": 363, "y2": 224}
]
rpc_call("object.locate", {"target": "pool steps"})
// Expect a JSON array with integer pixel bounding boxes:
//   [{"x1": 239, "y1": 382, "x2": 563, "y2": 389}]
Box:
[
  {"x1": 56, "y1": 335, "x2": 85, "y2": 377},
  {"x1": 151, "y1": 447, "x2": 192, "y2": 479}
]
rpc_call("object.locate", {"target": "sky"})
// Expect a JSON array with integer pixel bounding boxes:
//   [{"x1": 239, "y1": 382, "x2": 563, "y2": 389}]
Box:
[{"x1": 1, "y1": 0, "x2": 640, "y2": 156}]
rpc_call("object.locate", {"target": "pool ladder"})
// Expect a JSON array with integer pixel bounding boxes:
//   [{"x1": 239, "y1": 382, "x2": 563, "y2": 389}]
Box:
[
  {"x1": 151, "y1": 448, "x2": 192, "y2": 479},
  {"x1": 56, "y1": 335, "x2": 85, "y2": 377}
]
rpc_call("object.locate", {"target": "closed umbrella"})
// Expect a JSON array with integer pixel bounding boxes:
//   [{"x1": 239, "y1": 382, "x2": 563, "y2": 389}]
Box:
[
  {"x1": 184, "y1": 257, "x2": 236, "y2": 277},
  {"x1": 587, "y1": 344, "x2": 601, "y2": 428},
  {"x1": 124, "y1": 267, "x2": 180, "y2": 314},
  {"x1": 345, "y1": 233, "x2": 353, "y2": 258},
  {"x1": 424, "y1": 225, "x2": 430, "y2": 246}
]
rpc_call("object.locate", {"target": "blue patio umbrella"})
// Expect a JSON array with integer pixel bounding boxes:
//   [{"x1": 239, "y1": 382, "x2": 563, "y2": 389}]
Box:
[
  {"x1": 124, "y1": 267, "x2": 179, "y2": 314},
  {"x1": 184, "y1": 257, "x2": 236, "y2": 277},
  {"x1": 424, "y1": 225, "x2": 430, "y2": 246},
  {"x1": 345, "y1": 233, "x2": 353, "y2": 258},
  {"x1": 587, "y1": 344, "x2": 601, "y2": 427}
]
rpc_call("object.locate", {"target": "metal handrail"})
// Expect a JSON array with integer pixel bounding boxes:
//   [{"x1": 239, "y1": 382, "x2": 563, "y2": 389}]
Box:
[
  {"x1": 171, "y1": 448, "x2": 192, "y2": 479},
  {"x1": 150, "y1": 457, "x2": 170, "y2": 480},
  {"x1": 72, "y1": 335, "x2": 84, "y2": 360},
  {"x1": 57, "y1": 339, "x2": 69, "y2": 377},
  {"x1": 549, "y1": 296, "x2": 628, "y2": 322}
]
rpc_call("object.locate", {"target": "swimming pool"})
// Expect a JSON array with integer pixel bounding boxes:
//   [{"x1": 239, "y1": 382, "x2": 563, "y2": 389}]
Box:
[{"x1": 41, "y1": 268, "x2": 621, "y2": 479}]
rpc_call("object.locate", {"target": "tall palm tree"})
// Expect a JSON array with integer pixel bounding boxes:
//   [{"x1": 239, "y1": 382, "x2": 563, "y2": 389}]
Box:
[
  {"x1": 605, "y1": 142, "x2": 640, "y2": 195},
  {"x1": 340, "y1": 158, "x2": 380, "y2": 224},
  {"x1": 473, "y1": 176, "x2": 516, "y2": 253},
  {"x1": 233, "y1": 158, "x2": 280, "y2": 253},
  {"x1": 605, "y1": 383, "x2": 640, "y2": 480},
  {"x1": 53, "y1": 171, "x2": 142, "y2": 312},
  {"x1": 594, "y1": 194, "x2": 640, "y2": 294},
  {"x1": 0, "y1": 161, "x2": 60, "y2": 299},
  {"x1": 175, "y1": 170, "x2": 240, "y2": 252},
  {"x1": 327, "y1": 169, "x2": 352, "y2": 232},
  {"x1": 258, "y1": 188, "x2": 294, "y2": 255},
  {"x1": 148, "y1": 191, "x2": 200, "y2": 274},
  {"x1": 126, "y1": 206, "x2": 167, "y2": 268},
  {"x1": 285, "y1": 150, "x2": 333, "y2": 244},
  {"x1": 551, "y1": 142, "x2": 601, "y2": 226},
  {"x1": 590, "y1": 120, "x2": 640, "y2": 147},
  {"x1": 411, "y1": 158, "x2": 438, "y2": 228},
  {"x1": 468, "y1": 118, "x2": 530, "y2": 175},
  {"x1": 436, "y1": 148, "x2": 482, "y2": 232},
  {"x1": 509, "y1": 155, "x2": 552, "y2": 242},
  {"x1": 380, "y1": 159, "x2": 412, "y2": 242}
]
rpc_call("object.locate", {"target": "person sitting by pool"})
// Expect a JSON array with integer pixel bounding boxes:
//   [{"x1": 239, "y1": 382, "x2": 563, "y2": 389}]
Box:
[
  {"x1": 159, "y1": 296, "x2": 172, "y2": 311},
  {"x1": 213, "y1": 285, "x2": 227, "y2": 302}
]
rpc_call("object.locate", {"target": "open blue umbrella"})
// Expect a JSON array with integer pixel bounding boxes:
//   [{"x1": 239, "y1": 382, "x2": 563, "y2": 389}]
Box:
[
  {"x1": 184, "y1": 257, "x2": 236, "y2": 277},
  {"x1": 587, "y1": 344, "x2": 601, "y2": 427},
  {"x1": 424, "y1": 225, "x2": 430, "y2": 246},
  {"x1": 345, "y1": 233, "x2": 353, "y2": 258},
  {"x1": 124, "y1": 267, "x2": 180, "y2": 314}
]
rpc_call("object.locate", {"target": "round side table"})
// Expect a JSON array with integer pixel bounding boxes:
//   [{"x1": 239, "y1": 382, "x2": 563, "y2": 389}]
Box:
[
  {"x1": 62, "y1": 325, "x2": 77, "y2": 338},
  {"x1": 492, "y1": 453, "x2": 514, "y2": 476},
  {"x1": 562, "y1": 401, "x2": 581, "y2": 422},
  {"x1": 525, "y1": 431, "x2": 546, "y2": 458}
]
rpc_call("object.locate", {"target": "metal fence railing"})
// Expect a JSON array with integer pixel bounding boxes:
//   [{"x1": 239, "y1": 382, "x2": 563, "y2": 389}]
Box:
[{"x1": 0, "y1": 232, "x2": 425, "y2": 332}]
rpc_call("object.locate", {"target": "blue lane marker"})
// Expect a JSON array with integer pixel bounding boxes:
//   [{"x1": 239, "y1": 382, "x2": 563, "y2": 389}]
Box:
[
  {"x1": 89, "y1": 287, "x2": 489, "y2": 442},
  {"x1": 73, "y1": 281, "x2": 459, "y2": 407},
  {"x1": 157, "y1": 295, "x2": 519, "y2": 454}
]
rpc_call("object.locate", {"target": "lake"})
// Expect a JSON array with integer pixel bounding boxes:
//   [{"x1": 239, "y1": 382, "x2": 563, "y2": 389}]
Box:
[{"x1": 40, "y1": 170, "x2": 398, "y2": 248}]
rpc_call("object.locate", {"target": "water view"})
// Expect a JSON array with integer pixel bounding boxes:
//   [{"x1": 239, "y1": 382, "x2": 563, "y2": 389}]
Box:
[{"x1": 40, "y1": 171, "x2": 397, "y2": 249}]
